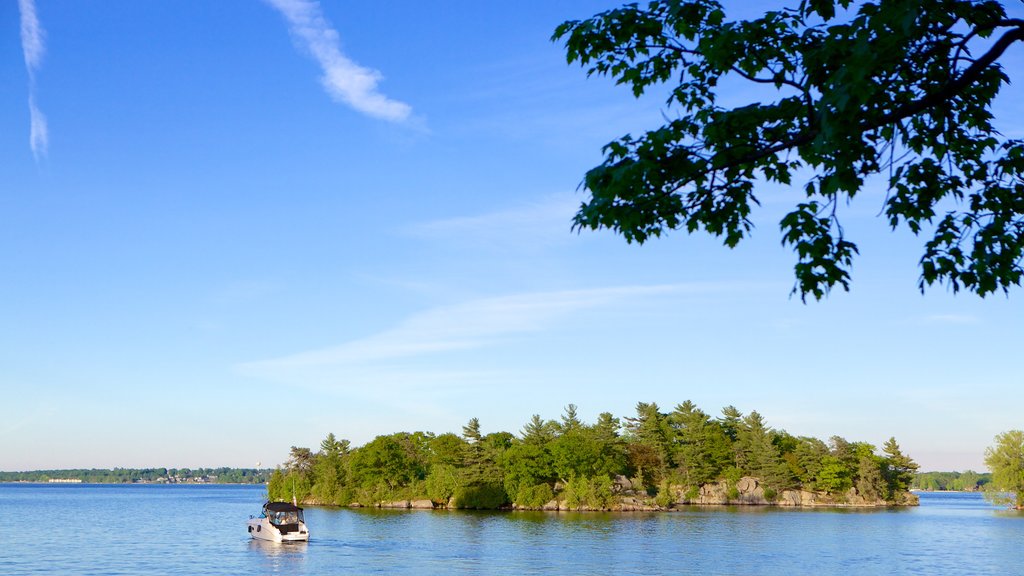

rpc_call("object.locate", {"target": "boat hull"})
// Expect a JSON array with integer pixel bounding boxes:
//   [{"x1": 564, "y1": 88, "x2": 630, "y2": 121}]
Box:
[{"x1": 247, "y1": 517, "x2": 309, "y2": 542}]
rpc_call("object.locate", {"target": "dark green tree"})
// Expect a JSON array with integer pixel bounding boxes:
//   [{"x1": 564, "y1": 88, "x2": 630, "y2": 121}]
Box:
[
  {"x1": 285, "y1": 446, "x2": 314, "y2": 476},
  {"x1": 734, "y1": 411, "x2": 786, "y2": 488},
  {"x1": 591, "y1": 412, "x2": 630, "y2": 477},
  {"x1": 718, "y1": 405, "x2": 743, "y2": 442},
  {"x1": 311, "y1": 433, "x2": 350, "y2": 504},
  {"x1": 557, "y1": 403, "x2": 585, "y2": 434},
  {"x1": 555, "y1": 0, "x2": 1024, "y2": 299},
  {"x1": 854, "y1": 443, "x2": 886, "y2": 501},
  {"x1": 624, "y1": 402, "x2": 674, "y2": 486},
  {"x1": 669, "y1": 401, "x2": 732, "y2": 486},
  {"x1": 882, "y1": 436, "x2": 920, "y2": 497},
  {"x1": 521, "y1": 414, "x2": 558, "y2": 445}
]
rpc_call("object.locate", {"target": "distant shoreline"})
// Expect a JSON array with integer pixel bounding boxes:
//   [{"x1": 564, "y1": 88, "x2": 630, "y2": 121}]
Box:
[
  {"x1": 0, "y1": 480, "x2": 267, "y2": 486},
  {"x1": 0, "y1": 468, "x2": 272, "y2": 485}
]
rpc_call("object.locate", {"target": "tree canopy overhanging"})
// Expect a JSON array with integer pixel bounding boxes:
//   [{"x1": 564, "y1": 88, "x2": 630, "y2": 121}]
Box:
[{"x1": 553, "y1": 0, "x2": 1024, "y2": 300}]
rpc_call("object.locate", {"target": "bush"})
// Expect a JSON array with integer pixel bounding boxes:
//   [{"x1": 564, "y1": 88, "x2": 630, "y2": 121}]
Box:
[
  {"x1": 684, "y1": 486, "x2": 700, "y2": 502},
  {"x1": 354, "y1": 484, "x2": 391, "y2": 507},
  {"x1": 723, "y1": 466, "x2": 743, "y2": 484},
  {"x1": 763, "y1": 488, "x2": 777, "y2": 502},
  {"x1": 562, "y1": 476, "x2": 615, "y2": 510},
  {"x1": 514, "y1": 483, "x2": 554, "y2": 508},
  {"x1": 726, "y1": 486, "x2": 740, "y2": 501},
  {"x1": 425, "y1": 464, "x2": 459, "y2": 503},
  {"x1": 654, "y1": 479, "x2": 675, "y2": 508},
  {"x1": 454, "y1": 483, "x2": 507, "y2": 509},
  {"x1": 589, "y1": 475, "x2": 614, "y2": 509}
]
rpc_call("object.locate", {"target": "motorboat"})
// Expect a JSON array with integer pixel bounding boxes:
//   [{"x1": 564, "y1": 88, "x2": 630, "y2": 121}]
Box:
[{"x1": 247, "y1": 501, "x2": 309, "y2": 542}]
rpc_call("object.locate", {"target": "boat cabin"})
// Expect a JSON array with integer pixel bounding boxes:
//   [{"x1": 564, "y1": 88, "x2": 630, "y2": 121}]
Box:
[{"x1": 263, "y1": 502, "x2": 304, "y2": 530}]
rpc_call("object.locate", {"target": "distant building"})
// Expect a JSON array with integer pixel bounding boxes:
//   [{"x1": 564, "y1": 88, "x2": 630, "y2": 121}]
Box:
[{"x1": 48, "y1": 478, "x2": 82, "y2": 483}]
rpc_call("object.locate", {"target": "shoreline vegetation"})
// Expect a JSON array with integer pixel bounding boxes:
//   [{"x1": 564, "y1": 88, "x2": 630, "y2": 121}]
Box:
[
  {"x1": 268, "y1": 401, "x2": 923, "y2": 511},
  {"x1": 0, "y1": 468, "x2": 270, "y2": 484},
  {"x1": 912, "y1": 471, "x2": 991, "y2": 492}
]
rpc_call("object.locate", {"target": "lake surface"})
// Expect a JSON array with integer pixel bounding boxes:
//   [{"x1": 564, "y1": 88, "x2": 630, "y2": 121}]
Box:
[{"x1": 1, "y1": 484, "x2": 1021, "y2": 575}]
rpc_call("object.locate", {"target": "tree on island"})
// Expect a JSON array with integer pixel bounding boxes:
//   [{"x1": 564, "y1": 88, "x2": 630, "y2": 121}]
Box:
[
  {"x1": 983, "y1": 429, "x2": 1024, "y2": 509},
  {"x1": 554, "y1": 0, "x2": 1024, "y2": 300}
]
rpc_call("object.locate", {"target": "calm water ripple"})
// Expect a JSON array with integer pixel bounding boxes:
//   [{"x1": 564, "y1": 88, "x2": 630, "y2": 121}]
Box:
[{"x1": 1, "y1": 484, "x2": 1021, "y2": 575}]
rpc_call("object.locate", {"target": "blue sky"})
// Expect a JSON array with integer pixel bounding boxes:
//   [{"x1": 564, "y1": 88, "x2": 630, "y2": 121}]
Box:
[{"x1": 2, "y1": 0, "x2": 1022, "y2": 473}]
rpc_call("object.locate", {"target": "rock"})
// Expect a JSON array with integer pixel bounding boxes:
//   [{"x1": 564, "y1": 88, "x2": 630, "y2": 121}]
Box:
[
  {"x1": 777, "y1": 490, "x2": 801, "y2": 506},
  {"x1": 736, "y1": 477, "x2": 758, "y2": 493},
  {"x1": 410, "y1": 499, "x2": 434, "y2": 509},
  {"x1": 542, "y1": 499, "x2": 560, "y2": 511},
  {"x1": 612, "y1": 475, "x2": 634, "y2": 493},
  {"x1": 732, "y1": 477, "x2": 768, "y2": 504},
  {"x1": 799, "y1": 490, "x2": 818, "y2": 505},
  {"x1": 698, "y1": 480, "x2": 728, "y2": 504},
  {"x1": 381, "y1": 500, "x2": 410, "y2": 509}
]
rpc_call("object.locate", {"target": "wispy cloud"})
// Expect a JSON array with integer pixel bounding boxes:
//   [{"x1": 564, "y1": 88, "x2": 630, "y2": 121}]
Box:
[
  {"x1": 18, "y1": 0, "x2": 48, "y2": 159},
  {"x1": 404, "y1": 194, "x2": 579, "y2": 248},
  {"x1": 237, "y1": 284, "x2": 690, "y2": 392},
  {"x1": 265, "y1": 0, "x2": 412, "y2": 122},
  {"x1": 924, "y1": 314, "x2": 980, "y2": 325}
]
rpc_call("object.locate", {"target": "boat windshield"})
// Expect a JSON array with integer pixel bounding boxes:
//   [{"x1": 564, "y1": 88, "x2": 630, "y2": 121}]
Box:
[
  {"x1": 267, "y1": 509, "x2": 303, "y2": 525},
  {"x1": 262, "y1": 502, "x2": 305, "y2": 525}
]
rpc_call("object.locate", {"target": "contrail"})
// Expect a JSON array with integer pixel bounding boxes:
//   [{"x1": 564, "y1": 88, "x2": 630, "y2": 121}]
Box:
[
  {"x1": 19, "y1": 0, "x2": 48, "y2": 160},
  {"x1": 265, "y1": 0, "x2": 412, "y2": 122}
]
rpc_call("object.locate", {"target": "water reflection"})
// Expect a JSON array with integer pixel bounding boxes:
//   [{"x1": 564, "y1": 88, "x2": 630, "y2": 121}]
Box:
[
  {"x1": 247, "y1": 539, "x2": 309, "y2": 576},
  {"x1": 249, "y1": 539, "x2": 307, "y2": 555}
]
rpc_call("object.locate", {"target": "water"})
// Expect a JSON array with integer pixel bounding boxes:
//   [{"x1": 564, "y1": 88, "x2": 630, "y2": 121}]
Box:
[{"x1": 1, "y1": 485, "x2": 1021, "y2": 575}]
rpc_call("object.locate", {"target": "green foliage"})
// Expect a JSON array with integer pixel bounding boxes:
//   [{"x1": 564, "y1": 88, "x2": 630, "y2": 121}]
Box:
[
  {"x1": 912, "y1": 470, "x2": 990, "y2": 491},
  {"x1": 563, "y1": 475, "x2": 616, "y2": 510},
  {"x1": 734, "y1": 411, "x2": 787, "y2": 489},
  {"x1": 670, "y1": 401, "x2": 732, "y2": 487},
  {"x1": 624, "y1": 402, "x2": 674, "y2": 488},
  {"x1": 555, "y1": 0, "x2": 1024, "y2": 299},
  {"x1": 521, "y1": 414, "x2": 557, "y2": 445},
  {"x1": 513, "y1": 483, "x2": 555, "y2": 508},
  {"x1": 684, "y1": 485, "x2": 700, "y2": 501},
  {"x1": 984, "y1": 430, "x2": 1024, "y2": 509},
  {"x1": 501, "y1": 441, "x2": 555, "y2": 497},
  {"x1": 429, "y1": 433, "x2": 467, "y2": 467},
  {"x1": 348, "y1": 433, "x2": 427, "y2": 492},
  {"x1": 425, "y1": 464, "x2": 460, "y2": 504},
  {"x1": 883, "y1": 437, "x2": 920, "y2": 497},
  {"x1": 654, "y1": 479, "x2": 675, "y2": 508},
  {"x1": 855, "y1": 450, "x2": 886, "y2": 502},
  {"x1": 816, "y1": 455, "x2": 853, "y2": 494},
  {"x1": 453, "y1": 483, "x2": 507, "y2": 509}
]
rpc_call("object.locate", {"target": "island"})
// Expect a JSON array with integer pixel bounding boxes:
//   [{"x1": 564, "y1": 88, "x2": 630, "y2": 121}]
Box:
[{"x1": 269, "y1": 401, "x2": 920, "y2": 511}]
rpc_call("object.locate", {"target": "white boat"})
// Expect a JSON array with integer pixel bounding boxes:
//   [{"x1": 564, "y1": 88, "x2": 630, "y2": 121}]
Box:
[{"x1": 247, "y1": 501, "x2": 309, "y2": 542}]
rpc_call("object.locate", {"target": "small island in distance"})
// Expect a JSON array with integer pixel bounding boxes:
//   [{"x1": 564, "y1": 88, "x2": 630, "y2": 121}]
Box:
[
  {"x1": 265, "y1": 401, "x2": 930, "y2": 511},
  {"x1": 0, "y1": 468, "x2": 270, "y2": 485}
]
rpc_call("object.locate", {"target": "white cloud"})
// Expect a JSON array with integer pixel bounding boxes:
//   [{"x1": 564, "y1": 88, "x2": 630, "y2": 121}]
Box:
[
  {"x1": 18, "y1": 0, "x2": 48, "y2": 160},
  {"x1": 28, "y1": 94, "x2": 48, "y2": 158},
  {"x1": 237, "y1": 284, "x2": 687, "y2": 392},
  {"x1": 265, "y1": 0, "x2": 412, "y2": 122}
]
